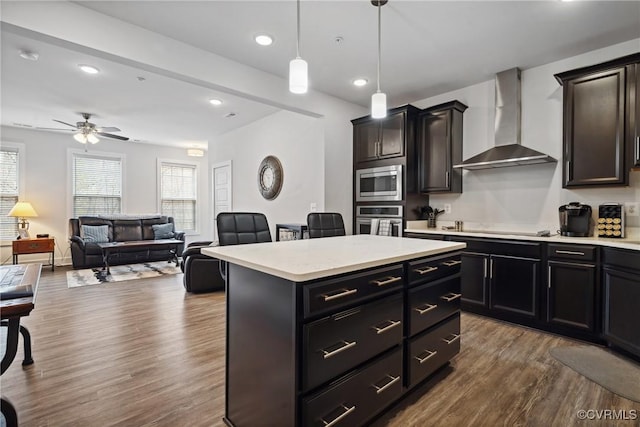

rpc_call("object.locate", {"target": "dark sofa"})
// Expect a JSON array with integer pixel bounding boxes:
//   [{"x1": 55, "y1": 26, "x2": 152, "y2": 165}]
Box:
[{"x1": 69, "y1": 215, "x2": 185, "y2": 269}]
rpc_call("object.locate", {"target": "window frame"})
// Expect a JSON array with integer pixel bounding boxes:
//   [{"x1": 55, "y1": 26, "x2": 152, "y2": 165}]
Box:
[
  {"x1": 68, "y1": 149, "x2": 126, "y2": 219},
  {"x1": 0, "y1": 142, "x2": 26, "y2": 244},
  {"x1": 157, "y1": 158, "x2": 199, "y2": 235}
]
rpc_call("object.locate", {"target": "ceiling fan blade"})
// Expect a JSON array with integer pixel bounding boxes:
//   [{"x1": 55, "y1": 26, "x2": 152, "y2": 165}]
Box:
[
  {"x1": 96, "y1": 126, "x2": 121, "y2": 132},
  {"x1": 35, "y1": 127, "x2": 74, "y2": 131},
  {"x1": 52, "y1": 119, "x2": 78, "y2": 128},
  {"x1": 97, "y1": 132, "x2": 130, "y2": 141}
]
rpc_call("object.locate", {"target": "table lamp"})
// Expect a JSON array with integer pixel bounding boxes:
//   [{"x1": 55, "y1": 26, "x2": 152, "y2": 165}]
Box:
[{"x1": 8, "y1": 201, "x2": 38, "y2": 239}]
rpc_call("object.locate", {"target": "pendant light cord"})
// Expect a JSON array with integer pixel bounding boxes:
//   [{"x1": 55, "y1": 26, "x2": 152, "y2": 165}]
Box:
[
  {"x1": 296, "y1": 0, "x2": 301, "y2": 58},
  {"x1": 376, "y1": 1, "x2": 382, "y2": 93}
]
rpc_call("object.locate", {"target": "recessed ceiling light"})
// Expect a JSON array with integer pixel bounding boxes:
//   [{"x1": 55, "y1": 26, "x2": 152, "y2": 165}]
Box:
[
  {"x1": 255, "y1": 34, "x2": 274, "y2": 46},
  {"x1": 209, "y1": 98, "x2": 223, "y2": 106},
  {"x1": 18, "y1": 50, "x2": 39, "y2": 61},
  {"x1": 353, "y1": 78, "x2": 368, "y2": 87},
  {"x1": 78, "y1": 64, "x2": 100, "y2": 74}
]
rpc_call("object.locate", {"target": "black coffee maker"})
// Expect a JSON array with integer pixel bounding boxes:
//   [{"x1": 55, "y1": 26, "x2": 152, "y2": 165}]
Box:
[{"x1": 559, "y1": 202, "x2": 592, "y2": 237}]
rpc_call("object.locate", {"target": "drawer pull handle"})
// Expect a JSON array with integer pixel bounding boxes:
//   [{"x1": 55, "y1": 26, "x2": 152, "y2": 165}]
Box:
[
  {"x1": 322, "y1": 288, "x2": 357, "y2": 302},
  {"x1": 415, "y1": 350, "x2": 437, "y2": 364},
  {"x1": 322, "y1": 340, "x2": 357, "y2": 359},
  {"x1": 555, "y1": 250, "x2": 585, "y2": 256},
  {"x1": 321, "y1": 404, "x2": 356, "y2": 427},
  {"x1": 442, "y1": 260, "x2": 461, "y2": 267},
  {"x1": 370, "y1": 276, "x2": 402, "y2": 287},
  {"x1": 440, "y1": 293, "x2": 462, "y2": 302},
  {"x1": 442, "y1": 334, "x2": 460, "y2": 345},
  {"x1": 414, "y1": 304, "x2": 437, "y2": 315},
  {"x1": 373, "y1": 375, "x2": 400, "y2": 394},
  {"x1": 372, "y1": 320, "x2": 401, "y2": 334},
  {"x1": 414, "y1": 266, "x2": 438, "y2": 275}
]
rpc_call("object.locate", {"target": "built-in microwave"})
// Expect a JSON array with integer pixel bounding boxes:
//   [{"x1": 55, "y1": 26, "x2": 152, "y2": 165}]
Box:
[{"x1": 355, "y1": 165, "x2": 403, "y2": 202}]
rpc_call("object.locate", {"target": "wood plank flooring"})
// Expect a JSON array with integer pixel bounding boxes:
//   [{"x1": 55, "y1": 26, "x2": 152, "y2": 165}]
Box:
[{"x1": 2, "y1": 267, "x2": 639, "y2": 426}]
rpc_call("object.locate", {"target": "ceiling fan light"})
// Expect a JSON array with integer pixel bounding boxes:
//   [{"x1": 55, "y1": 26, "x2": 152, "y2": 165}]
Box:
[
  {"x1": 78, "y1": 64, "x2": 100, "y2": 74},
  {"x1": 73, "y1": 132, "x2": 88, "y2": 144},
  {"x1": 88, "y1": 134, "x2": 100, "y2": 144},
  {"x1": 289, "y1": 57, "x2": 308, "y2": 94},
  {"x1": 371, "y1": 92, "x2": 387, "y2": 118}
]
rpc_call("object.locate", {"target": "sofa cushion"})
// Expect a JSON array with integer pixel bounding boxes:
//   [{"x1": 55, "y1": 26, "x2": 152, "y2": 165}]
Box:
[
  {"x1": 78, "y1": 217, "x2": 113, "y2": 241},
  {"x1": 81, "y1": 225, "x2": 110, "y2": 243},
  {"x1": 141, "y1": 217, "x2": 170, "y2": 240},
  {"x1": 152, "y1": 223, "x2": 175, "y2": 239},
  {"x1": 112, "y1": 219, "x2": 143, "y2": 241}
]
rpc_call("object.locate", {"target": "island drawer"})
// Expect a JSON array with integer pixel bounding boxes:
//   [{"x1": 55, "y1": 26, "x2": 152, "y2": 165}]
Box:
[
  {"x1": 303, "y1": 294, "x2": 403, "y2": 391},
  {"x1": 303, "y1": 264, "x2": 404, "y2": 318},
  {"x1": 302, "y1": 347, "x2": 402, "y2": 427},
  {"x1": 408, "y1": 252, "x2": 461, "y2": 287},
  {"x1": 407, "y1": 313, "x2": 460, "y2": 389},
  {"x1": 548, "y1": 244, "x2": 597, "y2": 261},
  {"x1": 408, "y1": 275, "x2": 461, "y2": 337}
]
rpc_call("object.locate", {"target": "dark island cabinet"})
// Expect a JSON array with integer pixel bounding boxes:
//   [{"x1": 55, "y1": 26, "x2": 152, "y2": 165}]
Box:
[
  {"x1": 417, "y1": 101, "x2": 467, "y2": 193},
  {"x1": 352, "y1": 105, "x2": 419, "y2": 165},
  {"x1": 555, "y1": 53, "x2": 640, "y2": 187},
  {"x1": 546, "y1": 244, "x2": 598, "y2": 334},
  {"x1": 602, "y1": 247, "x2": 640, "y2": 358}
]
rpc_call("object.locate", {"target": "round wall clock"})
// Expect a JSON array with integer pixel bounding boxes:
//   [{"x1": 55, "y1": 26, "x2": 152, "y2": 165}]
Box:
[{"x1": 257, "y1": 155, "x2": 283, "y2": 200}]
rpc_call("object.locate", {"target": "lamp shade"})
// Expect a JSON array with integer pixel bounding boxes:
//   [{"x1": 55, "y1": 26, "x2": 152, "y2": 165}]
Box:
[
  {"x1": 289, "y1": 57, "x2": 308, "y2": 94},
  {"x1": 371, "y1": 92, "x2": 387, "y2": 118},
  {"x1": 8, "y1": 201, "x2": 38, "y2": 218}
]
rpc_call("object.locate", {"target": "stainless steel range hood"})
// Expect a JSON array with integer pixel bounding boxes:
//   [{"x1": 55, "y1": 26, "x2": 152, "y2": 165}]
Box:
[{"x1": 453, "y1": 68, "x2": 556, "y2": 170}]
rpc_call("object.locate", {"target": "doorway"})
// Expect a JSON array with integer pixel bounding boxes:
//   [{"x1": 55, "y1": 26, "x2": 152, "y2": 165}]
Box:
[{"x1": 211, "y1": 161, "x2": 232, "y2": 241}]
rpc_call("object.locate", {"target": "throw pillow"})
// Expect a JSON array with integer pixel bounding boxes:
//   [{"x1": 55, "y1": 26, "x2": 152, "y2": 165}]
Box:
[
  {"x1": 152, "y1": 223, "x2": 175, "y2": 240},
  {"x1": 81, "y1": 225, "x2": 109, "y2": 243}
]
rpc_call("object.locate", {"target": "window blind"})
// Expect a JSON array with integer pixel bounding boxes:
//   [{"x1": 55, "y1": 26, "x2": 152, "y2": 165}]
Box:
[
  {"x1": 73, "y1": 154, "x2": 122, "y2": 217},
  {"x1": 0, "y1": 149, "x2": 19, "y2": 240},
  {"x1": 160, "y1": 163, "x2": 196, "y2": 231}
]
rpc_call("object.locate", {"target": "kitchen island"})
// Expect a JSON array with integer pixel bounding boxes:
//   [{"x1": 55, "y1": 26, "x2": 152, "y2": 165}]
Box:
[{"x1": 202, "y1": 235, "x2": 465, "y2": 427}]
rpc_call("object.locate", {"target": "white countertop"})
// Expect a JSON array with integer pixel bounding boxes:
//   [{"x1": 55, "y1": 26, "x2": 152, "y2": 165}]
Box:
[
  {"x1": 405, "y1": 222, "x2": 640, "y2": 251},
  {"x1": 201, "y1": 235, "x2": 465, "y2": 282}
]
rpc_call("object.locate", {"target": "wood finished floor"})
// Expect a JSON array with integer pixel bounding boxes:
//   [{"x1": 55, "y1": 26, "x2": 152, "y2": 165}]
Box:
[{"x1": 2, "y1": 267, "x2": 639, "y2": 427}]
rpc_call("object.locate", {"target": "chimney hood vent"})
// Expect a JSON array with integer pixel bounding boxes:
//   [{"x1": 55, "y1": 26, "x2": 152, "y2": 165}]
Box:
[{"x1": 453, "y1": 68, "x2": 556, "y2": 170}]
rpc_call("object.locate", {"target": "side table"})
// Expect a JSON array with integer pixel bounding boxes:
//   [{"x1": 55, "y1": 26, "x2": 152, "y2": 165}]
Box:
[{"x1": 12, "y1": 238, "x2": 55, "y2": 271}]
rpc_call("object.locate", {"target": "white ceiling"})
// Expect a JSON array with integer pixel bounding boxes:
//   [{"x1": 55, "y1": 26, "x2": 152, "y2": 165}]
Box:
[{"x1": 2, "y1": 1, "x2": 639, "y2": 149}]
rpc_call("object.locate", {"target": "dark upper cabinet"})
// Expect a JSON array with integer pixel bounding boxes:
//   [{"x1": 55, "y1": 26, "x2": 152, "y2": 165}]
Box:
[
  {"x1": 352, "y1": 105, "x2": 419, "y2": 165},
  {"x1": 417, "y1": 101, "x2": 467, "y2": 193},
  {"x1": 632, "y1": 63, "x2": 640, "y2": 168},
  {"x1": 554, "y1": 53, "x2": 640, "y2": 187}
]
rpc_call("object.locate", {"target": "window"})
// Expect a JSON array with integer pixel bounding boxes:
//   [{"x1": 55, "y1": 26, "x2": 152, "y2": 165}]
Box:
[
  {"x1": 72, "y1": 153, "x2": 122, "y2": 217},
  {"x1": 159, "y1": 161, "x2": 197, "y2": 232},
  {"x1": 0, "y1": 147, "x2": 19, "y2": 240}
]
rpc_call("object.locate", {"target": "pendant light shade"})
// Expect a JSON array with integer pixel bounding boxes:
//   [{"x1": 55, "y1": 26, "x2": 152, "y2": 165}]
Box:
[
  {"x1": 289, "y1": 0, "x2": 308, "y2": 94},
  {"x1": 371, "y1": 0, "x2": 387, "y2": 118},
  {"x1": 289, "y1": 57, "x2": 308, "y2": 94}
]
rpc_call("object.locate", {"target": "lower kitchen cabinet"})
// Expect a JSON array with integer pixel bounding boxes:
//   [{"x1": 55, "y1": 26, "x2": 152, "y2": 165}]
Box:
[
  {"x1": 460, "y1": 252, "x2": 488, "y2": 308},
  {"x1": 602, "y1": 248, "x2": 640, "y2": 358},
  {"x1": 489, "y1": 254, "x2": 539, "y2": 319}
]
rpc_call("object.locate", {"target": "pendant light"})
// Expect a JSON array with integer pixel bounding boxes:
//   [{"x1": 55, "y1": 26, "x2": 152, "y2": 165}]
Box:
[
  {"x1": 73, "y1": 131, "x2": 99, "y2": 144},
  {"x1": 289, "y1": 0, "x2": 308, "y2": 94},
  {"x1": 371, "y1": 0, "x2": 388, "y2": 118}
]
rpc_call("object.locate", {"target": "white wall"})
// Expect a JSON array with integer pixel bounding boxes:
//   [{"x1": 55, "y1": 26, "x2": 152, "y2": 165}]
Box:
[
  {"x1": 0, "y1": 126, "x2": 209, "y2": 265},
  {"x1": 210, "y1": 111, "x2": 326, "y2": 238},
  {"x1": 412, "y1": 39, "x2": 640, "y2": 231}
]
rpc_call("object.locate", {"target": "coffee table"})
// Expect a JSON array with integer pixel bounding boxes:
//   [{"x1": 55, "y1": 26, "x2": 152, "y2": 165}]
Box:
[{"x1": 97, "y1": 239, "x2": 183, "y2": 275}]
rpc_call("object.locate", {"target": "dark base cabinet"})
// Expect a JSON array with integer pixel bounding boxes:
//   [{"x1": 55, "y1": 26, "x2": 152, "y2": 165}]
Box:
[
  {"x1": 547, "y1": 261, "x2": 596, "y2": 332},
  {"x1": 224, "y1": 250, "x2": 462, "y2": 427},
  {"x1": 603, "y1": 248, "x2": 640, "y2": 358}
]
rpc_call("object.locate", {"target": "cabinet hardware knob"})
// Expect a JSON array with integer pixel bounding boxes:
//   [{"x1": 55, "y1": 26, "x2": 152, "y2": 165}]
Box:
[
  {"x1": 370, "y1": 276, "x2": 402, "y2": 287},
  {"x1": 442, "y1": 334, "x2": 460, "y2": 345},
  {"x1": 372, "y1": 375, "x2": 400, "y2": 394},
  {"x1": 414, "y1": 303, "x2": 437, "y2": 315},
  {"x1": 372, "y1": 320, "x2": 401, "y2": 334},
  {"x1": 322, "y1": 340, "x2": 357, "y2": 359},
  {"x1": 321, "y1": 288, "x2": 357, "y2": 302},
  {"x1": 414, "y1": 350, "x2": 437, "y2": 364},
  {"x1": 440, "y1": 293, "x2": 462, "y2": 302},
  {"x1": 414, "y1": 266, "x2": 438, "y2": 275},
  {"x1": 442, "y1": 260, "x2": 461, "y2": 267},
  {"x1": 320, "y1": 404, "x2": 356, "y2": 427}
]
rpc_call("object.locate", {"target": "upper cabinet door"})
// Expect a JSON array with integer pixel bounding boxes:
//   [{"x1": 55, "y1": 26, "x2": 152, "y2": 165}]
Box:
[
  {"x1": 353, "y1": 111, "x2": 406, "y2": 164},
  {"x1": 632, "y1": 64, "x2": 640, "y2": 168},
  {"x1": 562, "y1": 66, "x2": 627, "y2": 187},
  {"x1": 354, "y1": 120, "x2": 381, "y2": 163},
  {"x1": 378, "y1": 111, "x2": 405, "y2": 158},
  {"x1": 417, "y1": 101, "x2": 466, "y2": 194}
]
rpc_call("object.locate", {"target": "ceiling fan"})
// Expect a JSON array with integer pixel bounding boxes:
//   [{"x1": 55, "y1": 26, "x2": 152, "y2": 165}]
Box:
[{"x1": 37, "y1": 112, "x2": 129, "y2": 144}]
